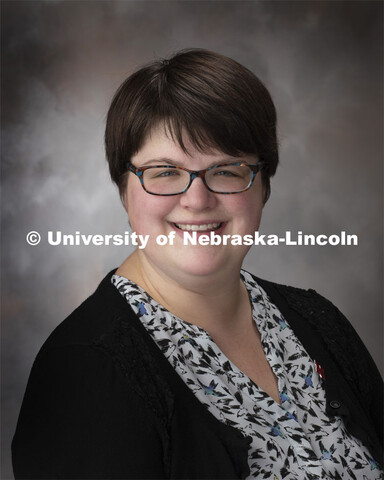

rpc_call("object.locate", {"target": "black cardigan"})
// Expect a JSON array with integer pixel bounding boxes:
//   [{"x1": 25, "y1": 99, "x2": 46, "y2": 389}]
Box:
[{"x1": 12, "y1": 270, "x2": 383, "y2": 479}]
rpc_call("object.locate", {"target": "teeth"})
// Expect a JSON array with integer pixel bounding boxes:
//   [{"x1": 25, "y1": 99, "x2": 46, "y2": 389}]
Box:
[{"x1": 175, "y1": 223, "x2": 222, "y2": 231}]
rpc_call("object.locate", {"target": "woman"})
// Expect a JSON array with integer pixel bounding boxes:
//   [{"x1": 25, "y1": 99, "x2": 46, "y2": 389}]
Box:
[{"x1": 12, "y1": 49, "x2": 382, "y2": 479}]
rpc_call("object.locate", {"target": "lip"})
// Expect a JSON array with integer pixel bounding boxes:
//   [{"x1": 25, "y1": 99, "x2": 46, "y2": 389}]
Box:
[
  {"x1": 169, "y1": 221, "x2": 227, "y2": 239},
  {"x1": 171, "y1": 220, "x2": 226, "y2": 225}
]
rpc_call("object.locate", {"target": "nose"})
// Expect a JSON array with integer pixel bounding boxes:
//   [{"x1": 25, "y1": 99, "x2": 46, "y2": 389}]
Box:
[{"x1": 179, "y1": 176, "x2": 217, "y2": 210}]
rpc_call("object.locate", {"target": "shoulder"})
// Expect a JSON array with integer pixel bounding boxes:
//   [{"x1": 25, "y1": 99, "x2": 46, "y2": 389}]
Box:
[
  {"x1": 244, "y1": 270, "x2": 338, "y2": 324},
  {"x1": 30, "y1": 269, "x2": 174, "y2": 420},
  {"x1": 244, "y1": 269, "x2": 377, "y2": 369},
  {"x1": 39, "y1": 269, "x2": 133, "y2": 352},
  {"x1": 248, "y1": 271, "x2": 363, "y2": 350},
  {"x1": 24, "y1": 268, "x2": 139, "y2": 402}
]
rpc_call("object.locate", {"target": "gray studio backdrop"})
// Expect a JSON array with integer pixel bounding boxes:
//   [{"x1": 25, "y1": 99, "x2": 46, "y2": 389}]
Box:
[{"x1": 2, "y1": 1, "x2": 383, "y2": 478}]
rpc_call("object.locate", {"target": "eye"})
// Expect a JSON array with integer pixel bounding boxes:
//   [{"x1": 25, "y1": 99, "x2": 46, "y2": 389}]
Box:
[
  {"x1": 212, "y1": 165, "x2": 246, "y2": 178},
  {"x1": 146, "y1": 167, "x2": 181, "y2": 179},
  {"x1": 156, "y1": 170, "x2": 180, "y2": 178},
  {"x1": 215, "y1": 169, "x2": 239, "y2": 177}
]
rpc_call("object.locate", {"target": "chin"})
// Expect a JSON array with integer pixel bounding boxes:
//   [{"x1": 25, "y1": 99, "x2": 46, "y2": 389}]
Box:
[
  {"x1": 176, "y1": 263, "x2": 223, "y2": 278},
  {"x1": 171, "y1": 247, "x2": 240, "y2": 278}
]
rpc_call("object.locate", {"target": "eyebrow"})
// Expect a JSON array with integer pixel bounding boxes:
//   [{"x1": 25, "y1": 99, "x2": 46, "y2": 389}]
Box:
[
  {"x1": 139, "y1": 157, "x2": 249, "y2": 168},
  {"x1": 140, "y1": 158, "x2": 179, "y2": 167}
]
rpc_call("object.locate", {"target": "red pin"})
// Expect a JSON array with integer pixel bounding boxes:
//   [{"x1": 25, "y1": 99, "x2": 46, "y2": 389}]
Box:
[{"x1": 315, "y1": 360, "x2": 325, "y2": 380}]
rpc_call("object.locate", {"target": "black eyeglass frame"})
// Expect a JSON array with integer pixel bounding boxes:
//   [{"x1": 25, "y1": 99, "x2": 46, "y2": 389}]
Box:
[{"x1": 127, "y1": 161, "x2": 265, "y2": 196}]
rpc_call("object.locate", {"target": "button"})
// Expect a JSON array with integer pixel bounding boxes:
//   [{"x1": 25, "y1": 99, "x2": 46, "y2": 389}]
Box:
[{"x1": 330, "y1": 400, "x2": 341, "y2": 409}]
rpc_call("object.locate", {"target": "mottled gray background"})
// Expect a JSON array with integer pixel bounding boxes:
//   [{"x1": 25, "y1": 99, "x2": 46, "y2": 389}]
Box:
[{"x1": 1, "y1": 1, "x2": 382, "y2": 477}]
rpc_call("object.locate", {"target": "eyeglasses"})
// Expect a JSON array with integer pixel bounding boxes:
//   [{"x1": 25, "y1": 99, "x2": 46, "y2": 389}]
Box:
[{"x1": 127, "y1": 161, "x2": 264, "y2": 196}]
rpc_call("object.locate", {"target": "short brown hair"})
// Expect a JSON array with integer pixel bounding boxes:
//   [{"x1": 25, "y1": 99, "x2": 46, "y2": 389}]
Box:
[{"x1": 105, "y1": 48, "x2": 278, "y2": 201}]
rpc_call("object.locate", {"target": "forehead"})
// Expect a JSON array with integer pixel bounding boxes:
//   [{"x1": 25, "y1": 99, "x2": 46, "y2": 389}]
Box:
[{"x1": 132, "y1": 124, "x2": 250, "y2": 167}]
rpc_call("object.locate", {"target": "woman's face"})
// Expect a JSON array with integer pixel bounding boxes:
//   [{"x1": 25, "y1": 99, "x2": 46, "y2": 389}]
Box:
[{"x1": 124, "y1": 125, "x2": 265, "y2": 282}]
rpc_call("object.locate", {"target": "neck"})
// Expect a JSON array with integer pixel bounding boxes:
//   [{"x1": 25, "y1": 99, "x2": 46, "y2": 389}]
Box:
[{"x1": 116, "y1": 250, "x2": 251, "y2": 335}]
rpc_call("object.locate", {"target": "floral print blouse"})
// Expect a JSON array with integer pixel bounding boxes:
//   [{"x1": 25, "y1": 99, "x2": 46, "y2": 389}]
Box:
[{"x1": 112, "y1": 270, "x2": 382, "y2": 480}]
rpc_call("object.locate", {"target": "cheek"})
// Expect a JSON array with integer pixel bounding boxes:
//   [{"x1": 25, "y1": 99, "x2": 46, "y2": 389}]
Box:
[
  {"x1": 224, "y1": 190, "x2": 264, "y2": 233},
  {"x1": 228, "y1": 190, "x2": 263, "y2": 216},
  {"x1": 125, "y1": 181, "x2": 176, "y2": 230}
]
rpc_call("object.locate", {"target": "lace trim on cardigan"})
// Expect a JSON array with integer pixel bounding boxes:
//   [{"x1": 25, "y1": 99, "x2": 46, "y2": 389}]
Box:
[{"x1": 92, "y1": 316, "x2": 174, "y2": 476}]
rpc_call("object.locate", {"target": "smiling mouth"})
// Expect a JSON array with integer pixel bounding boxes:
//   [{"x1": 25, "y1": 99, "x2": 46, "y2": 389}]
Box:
[{"x1": 173, "y1": 222, "x2": 223, "y2": 232}]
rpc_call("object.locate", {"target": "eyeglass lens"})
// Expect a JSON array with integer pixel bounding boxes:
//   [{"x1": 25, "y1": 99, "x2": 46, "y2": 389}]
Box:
[{"x1": 143, "y1": 164, "x2": 254, "y2": 194}]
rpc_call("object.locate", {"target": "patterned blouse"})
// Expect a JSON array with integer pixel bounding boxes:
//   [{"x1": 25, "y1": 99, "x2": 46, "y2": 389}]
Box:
[{"x1": 112, "y1": 270, "x2": 382, "y2": 480}]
